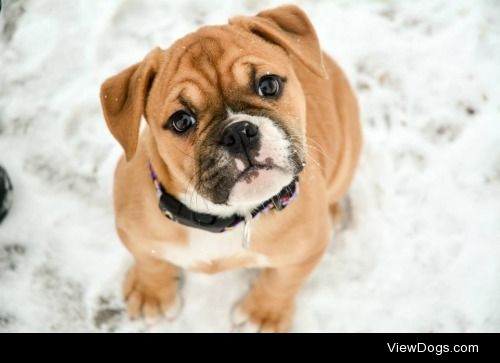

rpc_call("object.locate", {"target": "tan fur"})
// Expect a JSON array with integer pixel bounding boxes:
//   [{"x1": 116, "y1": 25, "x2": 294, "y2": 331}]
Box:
[{"x1": 100, "y1": 5, "x2": 362, "y2": 332}]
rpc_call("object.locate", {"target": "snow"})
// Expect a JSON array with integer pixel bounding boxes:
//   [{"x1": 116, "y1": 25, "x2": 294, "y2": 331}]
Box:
[{"x1": 1, "y1": 0, "x2": 499, "y2": 332}]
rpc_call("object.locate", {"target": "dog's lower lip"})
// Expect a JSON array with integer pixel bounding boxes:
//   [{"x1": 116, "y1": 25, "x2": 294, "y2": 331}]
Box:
[
  {"x1": 237, "y1": 165, "x2": 268, "y2": 180},
  {"x1": 235, "y1": 164, "x2": 276, "y2": 182},
  {"x1": 235, "y1": 164, "x2": 288, "y2": 183}
]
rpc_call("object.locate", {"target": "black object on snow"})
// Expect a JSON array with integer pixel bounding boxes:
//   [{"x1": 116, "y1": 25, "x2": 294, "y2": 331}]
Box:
[{"x1": 0, "y1": 165, "x2": 13, "y2": 224}]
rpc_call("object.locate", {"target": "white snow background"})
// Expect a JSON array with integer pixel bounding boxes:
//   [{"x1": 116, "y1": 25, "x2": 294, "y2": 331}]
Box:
[{"x1": 0, "y1": 0, "x2": 499, "y2": 332}]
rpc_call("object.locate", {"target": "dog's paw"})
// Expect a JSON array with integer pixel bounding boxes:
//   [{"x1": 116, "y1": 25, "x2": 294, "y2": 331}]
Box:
[
  {"x1": 123, "y1": 266, "x2": 182, "y2": 323},
  {"x1": 231, "y1": 294, "x2": 294, "y2": 333}
]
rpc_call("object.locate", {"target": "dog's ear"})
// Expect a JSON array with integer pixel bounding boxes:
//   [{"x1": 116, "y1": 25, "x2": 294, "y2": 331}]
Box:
[
  {"x1": 100, "y1": 48, "x2": 162, "y2": 161},
  {"x1": 230, "y1": 5, "x2": 326, "y2": 78}
]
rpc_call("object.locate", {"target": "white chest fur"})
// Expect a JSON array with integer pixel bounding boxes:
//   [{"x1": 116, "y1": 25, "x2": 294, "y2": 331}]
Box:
[{"x1": 161, "y1": 224, "x2": 269, "y2": 270}]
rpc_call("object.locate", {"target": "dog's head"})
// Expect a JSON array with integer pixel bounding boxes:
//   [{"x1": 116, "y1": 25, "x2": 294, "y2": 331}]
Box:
[{"x1": 100, "y1": 5, "x2": 325, "y2": 214}]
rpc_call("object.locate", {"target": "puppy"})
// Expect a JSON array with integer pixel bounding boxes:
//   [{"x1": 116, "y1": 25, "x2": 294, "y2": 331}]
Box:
[{"x1": 100, "y1": 5, "x2": 362, "y2": 332}]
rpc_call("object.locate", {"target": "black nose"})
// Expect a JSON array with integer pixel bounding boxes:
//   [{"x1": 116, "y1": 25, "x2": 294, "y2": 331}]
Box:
[{"x1": 220, "y1": 121, "x2": 259, "y2": 156}]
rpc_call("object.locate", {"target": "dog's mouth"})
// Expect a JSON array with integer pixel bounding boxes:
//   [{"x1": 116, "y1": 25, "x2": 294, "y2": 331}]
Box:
[
  {"x1": 237, "y1": 164, "x2": 270, "y2": 184},
  {"x1": 235, "y1": 158, "x2": 288, "y2": 184},
  {"x1": 194, "y1": 113, "x2": 305, "y2": 206}
]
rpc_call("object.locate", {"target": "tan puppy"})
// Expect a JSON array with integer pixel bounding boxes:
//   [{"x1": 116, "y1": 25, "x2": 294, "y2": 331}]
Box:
[{"x1": 100, "y1": 5, "x2": 362, "y2": 332}]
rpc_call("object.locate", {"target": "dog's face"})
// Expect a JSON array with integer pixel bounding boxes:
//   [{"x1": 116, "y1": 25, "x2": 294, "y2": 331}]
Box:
[
  {"x1": 101, "y1": 5, "x2": 326, "y2": 213},
  {"x1": 150, "y1": 28, "x2": 308, "y2": 210}
]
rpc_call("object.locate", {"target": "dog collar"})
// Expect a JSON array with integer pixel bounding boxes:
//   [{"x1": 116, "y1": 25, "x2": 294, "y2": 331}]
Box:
[{"x1": 149, "y1": 163, "x2": 298, "y2": 234}]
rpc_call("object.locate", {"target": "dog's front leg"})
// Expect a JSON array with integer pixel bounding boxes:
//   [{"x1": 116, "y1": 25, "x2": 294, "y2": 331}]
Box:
[
  {"x1": 123, "y1": 255, "x2": 182, "y2": 322},
  {"x1": 231, "y1": 251, "x2": 324, "y2": 333}
]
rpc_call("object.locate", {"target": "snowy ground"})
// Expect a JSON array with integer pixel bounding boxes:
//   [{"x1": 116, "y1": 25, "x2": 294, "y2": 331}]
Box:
[{"x1": 1, "y1": 0, "x2": 499, "y2": 332}]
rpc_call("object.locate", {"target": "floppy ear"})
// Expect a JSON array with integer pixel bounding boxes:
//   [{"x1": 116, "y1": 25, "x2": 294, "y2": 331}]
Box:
[
  {"x1": 229, "y1": 5, "x2": 326, "y2": 78},
  {"x1": 100, "y1": 48, "x2": 162, "y2": 161}
]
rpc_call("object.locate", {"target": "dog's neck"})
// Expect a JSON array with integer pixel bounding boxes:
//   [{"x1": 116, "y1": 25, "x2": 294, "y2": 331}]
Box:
[{"x1": 148, "y1": 162, "x2": 298, "y2": 234}]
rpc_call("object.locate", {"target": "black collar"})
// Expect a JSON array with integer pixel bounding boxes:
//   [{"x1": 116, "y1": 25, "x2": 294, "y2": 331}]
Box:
[{"x1": 149, "y1": 163, "x2": 298, "y2": 233}]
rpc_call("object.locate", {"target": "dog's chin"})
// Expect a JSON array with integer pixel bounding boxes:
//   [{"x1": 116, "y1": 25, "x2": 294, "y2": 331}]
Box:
[{"x1": 227, "y1": 167, "x2": 294, "y2": 209}]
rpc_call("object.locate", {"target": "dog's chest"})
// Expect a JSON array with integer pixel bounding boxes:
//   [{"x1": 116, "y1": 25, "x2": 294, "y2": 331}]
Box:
[{"x1": 161, "y1": 225, "x2": 269, "y2": 273}]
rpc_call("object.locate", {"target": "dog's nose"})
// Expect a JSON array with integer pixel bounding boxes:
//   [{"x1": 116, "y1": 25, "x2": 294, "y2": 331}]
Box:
[{"x1": 220, "y1": 121, "x2": 259, "y2": 155}]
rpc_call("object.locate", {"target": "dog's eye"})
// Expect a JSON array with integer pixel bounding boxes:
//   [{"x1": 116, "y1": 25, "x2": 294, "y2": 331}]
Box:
[
  {"x1": 168, "y1": 111, "x2": 196, "y2": 134},
  {"x1": 256, "y1": 75, "x2": 283, "y2": 98}
]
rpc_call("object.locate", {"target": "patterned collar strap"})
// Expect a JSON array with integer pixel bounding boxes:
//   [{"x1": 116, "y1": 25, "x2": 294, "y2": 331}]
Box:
[{"x1": 149, "y1": 163, "x2": 298, "y2": 233}]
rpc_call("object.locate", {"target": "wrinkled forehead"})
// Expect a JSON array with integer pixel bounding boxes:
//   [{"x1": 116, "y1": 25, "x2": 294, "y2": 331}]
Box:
[{"x1": 157, "y1": 26, "x2": 290, "y2": 114}]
